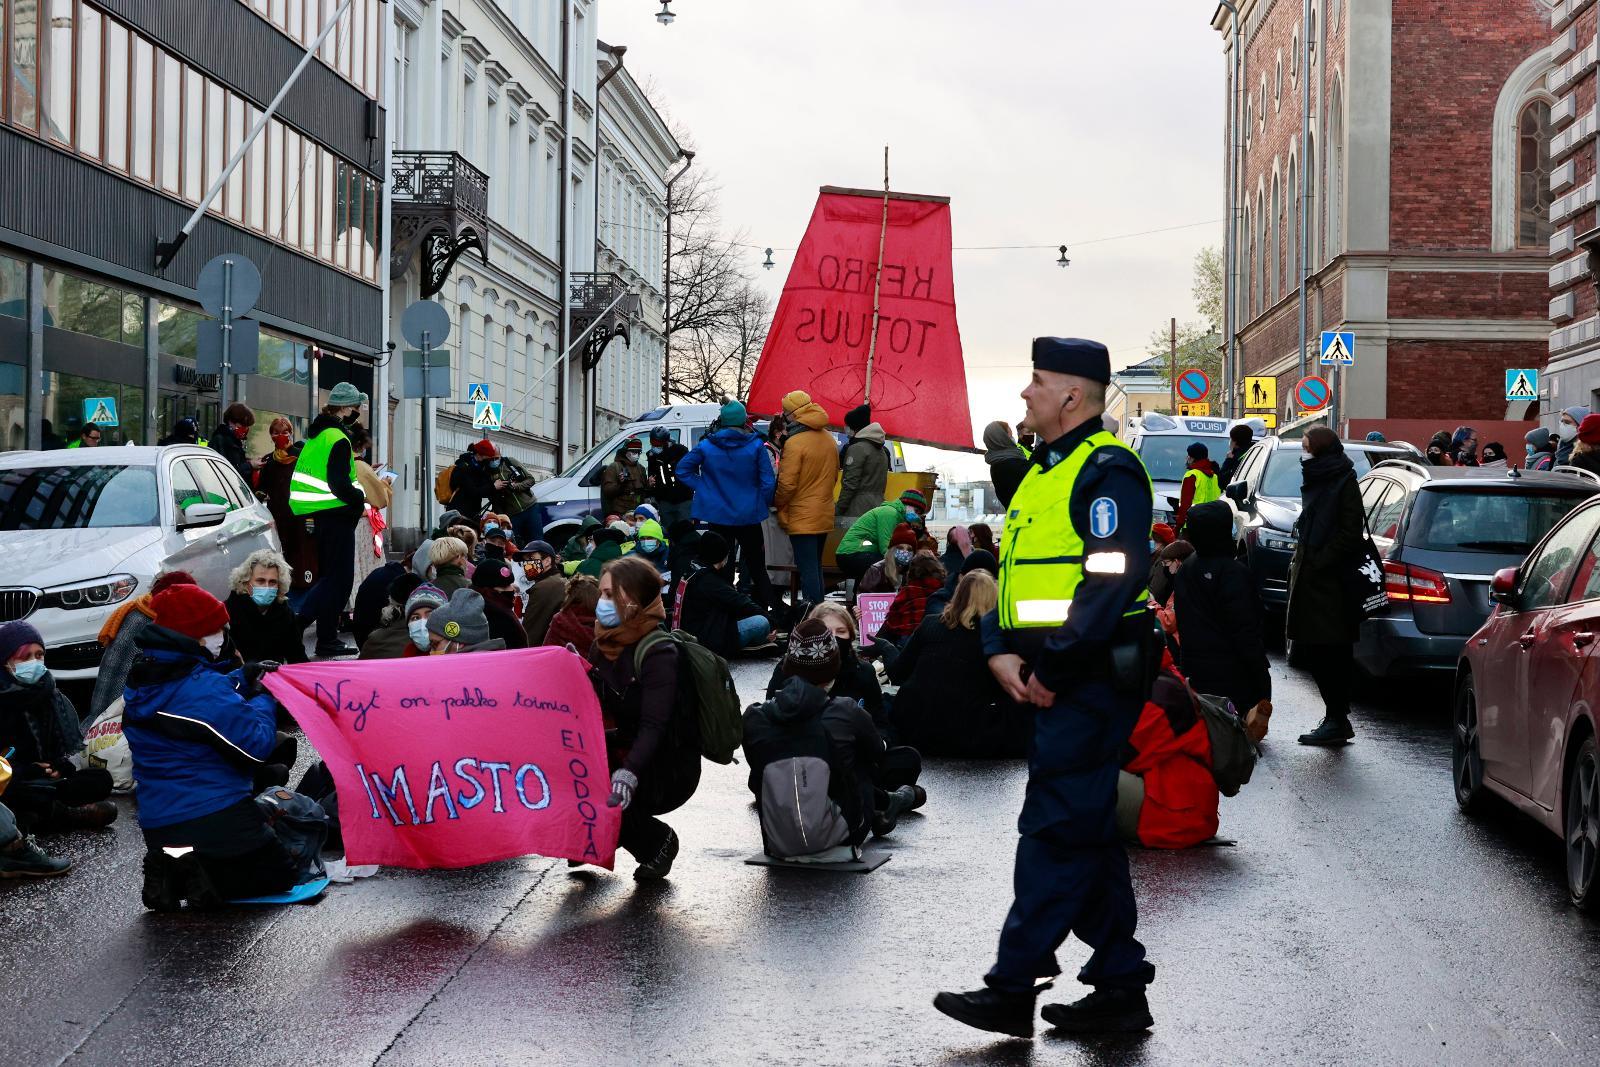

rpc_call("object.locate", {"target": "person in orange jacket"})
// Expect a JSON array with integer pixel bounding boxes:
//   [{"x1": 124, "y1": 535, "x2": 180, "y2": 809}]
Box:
[{"x1": 1117, "y1": 669, "x2": 1219, "y2": 850}]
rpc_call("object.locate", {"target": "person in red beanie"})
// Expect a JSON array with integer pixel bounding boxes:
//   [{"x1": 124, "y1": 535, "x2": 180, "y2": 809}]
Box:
[
  {"x1": 858, "y1": 522, "x2": 921, "y2": 595},
  {"x1": 1570, "y1": 414, "x2": 1600, "y2": 477},
  {"x1": 122, "y1": 585, "x2": 302, "y2": 909},
  {"x1": 88, "y1": 571, "x2": 199, "y2": 722}
]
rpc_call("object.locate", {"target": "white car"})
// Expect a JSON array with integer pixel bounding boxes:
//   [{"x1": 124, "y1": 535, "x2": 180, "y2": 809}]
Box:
[{"x1": 0, "y1": 445, "x2": 280, "y2": 679}]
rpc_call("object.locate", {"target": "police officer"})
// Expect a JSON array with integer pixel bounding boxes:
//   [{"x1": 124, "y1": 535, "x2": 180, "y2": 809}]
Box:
[
  {"x1": 934, "y1": 337, "x2": 1159, "y2": 1038},
  {"x1": 290, "y1": 381, "x2": 368, "y2": 658}
]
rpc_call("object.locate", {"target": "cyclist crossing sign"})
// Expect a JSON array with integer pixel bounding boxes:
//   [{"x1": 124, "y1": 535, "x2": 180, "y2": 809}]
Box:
[
  {"x1": 1320, "y1": 331, "x2": 1355, "y2": 366},
  {"x1": 472, "y1": 400, "x2": 503, "y2": 430},
  {"x1": 1505, "y1": 368, "x2": 1539, "y2": 402}
]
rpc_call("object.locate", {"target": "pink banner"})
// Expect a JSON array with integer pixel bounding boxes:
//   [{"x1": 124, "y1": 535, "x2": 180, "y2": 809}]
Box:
[
  {"x1": 263, "y1": 648, "x2": 620, "y2": 870},
  {"x1": 856, "y1": 593, "x2": 896, "y2": 640}
]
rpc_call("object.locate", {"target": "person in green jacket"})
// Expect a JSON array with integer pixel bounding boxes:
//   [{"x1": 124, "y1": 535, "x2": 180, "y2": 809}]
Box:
[
  {"x1": 576, "y1": 527, "x2": 627, "y2": 579},
  {"x1": 836, "y1": 489, "x2": 927, "y2": 582}
]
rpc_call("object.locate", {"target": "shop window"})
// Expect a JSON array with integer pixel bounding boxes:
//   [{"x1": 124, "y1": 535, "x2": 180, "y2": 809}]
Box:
[
  {"x1": 0, "y1": 255, "x2": 25, "y2": 319},
  {"x1": 45, "y1": 373, "x2": 144, "y2": 447},
  {"x1": 158, "y1": 303, "x2": 207, "y2": 360},
  {"x1": 44, "y1": 272, "x2": 144, "y2": 346}
]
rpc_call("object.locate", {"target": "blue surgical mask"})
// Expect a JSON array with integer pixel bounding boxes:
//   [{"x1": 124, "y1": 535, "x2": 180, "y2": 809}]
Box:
[
  {"x1": 1527, "y1": 443, "x2": 1536, "y2": 458},
  {"x1": 250, "y1": 585, "x2": 277, "y2": 607},
  {"x1": 649, "y1": 446, "x2": 664, "y2": 456},
  {"x1": 904, "y1": 507, "x2": 920, "y2": 522},
  {"x1": 10, "y1": 658, "x2": 46, "y2": 684},
  {"x1": 596, "y1": 597, "x2": 622, "y2": 628},
  {"x1": 408, "y1": 618, "x2": 430, "y2": 651},
  {"x1": 640, "y1": 538, "x2": 660, "y2": 554}
]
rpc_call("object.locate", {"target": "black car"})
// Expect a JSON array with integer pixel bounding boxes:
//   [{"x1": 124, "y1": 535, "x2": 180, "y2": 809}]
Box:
[{"x1": 1225, "y1": 436, "x2": 1416, "y2": 613}]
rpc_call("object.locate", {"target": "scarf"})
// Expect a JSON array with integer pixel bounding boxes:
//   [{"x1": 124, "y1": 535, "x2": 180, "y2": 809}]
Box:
[
  {"x1": 1299, "y1": 450, "x2": 1356, "y2": 550},
  {"x1": 592, "y1": 596, "x2": 667, "y2": 661},
  {"x1": 98, "y1": 594, "x2": 157, "y2": 647}
]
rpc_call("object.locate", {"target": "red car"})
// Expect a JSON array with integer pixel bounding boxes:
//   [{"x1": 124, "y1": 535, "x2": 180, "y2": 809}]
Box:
[{"x1": 1455, "y1": 492, "x2": 1600, "y2": 909}]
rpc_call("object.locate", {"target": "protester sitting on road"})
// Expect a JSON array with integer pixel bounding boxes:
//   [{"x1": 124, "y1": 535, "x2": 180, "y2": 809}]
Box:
[
  {"x1": 775, "y1": 390, "x2": 841, "y2": 606},
  {"x1": 674, "y1": 531, "x2": 772, "y2": 658},
  {"x1": 1119, "y1": 670, "x2": 1220, "y2": 849},
  {"x1": 983, "y1": 420, "x2": 1031, "y2": 508},
  {"x1": 1525, "y1": 427, "x2": 1557, "y2": 472},
  {"x1": 425, "y1": 588, "x2": 505, "y2": 655},
  {"x1": 0, "y1": 797, "x2": 72, "y2": 878},
  {"x1": 1172, "y1": 501, "x2": 1271, "y2": 741},
  {"x1": 889, "y1": 571, "x2": 1031, "y2": 759},
  {"x1": 1148, "y1": 540, "x2": 1195, "y2": 614},
  {"x1": 1478, "y1": 441, "x2": 1508, "y2": 469},
  {"x1": 588, "y1": 557, "x2": 700, "y2": 880},
  {"x1": 0, "y1": 621, "x2": 117, "y2": 835},
  {"x1": 224, "y1": 549, "x2": 308, "y2": 666},
  {"x1": 562, "y1": 515, "x2": 603, "y2": 575},
  {"x1": 941, "y1": 525, "x2": 972, "y2": 581},
  {"x1": 479, "y1": 522, "x2": 512, "y2": 560},
  {"x1": 520, "y1": 541, "x2": 566, "y2": 646},
  {"x1": 968, "y1": 523, "x2": 997, "y2": 558},
  {"x1": 124, "y1": 586, "x2": 300, "y2": 908},
  {"x1": 766, "y1": 601, "x2": 887, "y2": 735},
  {"x1": 629, "y1": 518, "x2": 672, "y2": 577},
  {"x1": 675, "y1": 401, "x2": 778, "y2": 611},
  {"x1": 837, "y1": 403, "x2": 890, "y2": 522},
  {"x1": 837, "y1": 489, "x2": 928, "y2": 582},
  {"x1": 378, "y1": 584, "x2": 448, "y2": 659},
  {"x1": 577, "y1": 525, "x2": 628, "y2": 579},
  {"x1": 877, "y1": 554, "x2": 947, "y2": 644},
  {"x1": 743, "y1": 623, "x2": 886, "y2": 860},
  {"x1": 470, "y1": 559, "x2": 528, "y2": 650},
  {"x1": 351, "y1": 553, "x2": 407, "y2": 650},
  {"x1": 209, "y1": 401, "x2": 257, "y2": 485},
  {"x1": 429, "y1": 536, "x2": 472, "y2": 595},
  {"x1": 447, "y1": 525, "x2": 480, "y2": 566},
  {"x1": 925, "y1": 549, "x2": 999, "y2": 620},
  {"x1": 544, "y1": 575, "x2": 599, "y2": 651},
  {"x1": 858, "y1": 523, "x2": 919, "y2": 594},
  {"x1": 358, "y1": 573, "x2": 425, "y2": 660},
  {"x1": 89, "y1": 570, "x2": 198, "y2": 722}
]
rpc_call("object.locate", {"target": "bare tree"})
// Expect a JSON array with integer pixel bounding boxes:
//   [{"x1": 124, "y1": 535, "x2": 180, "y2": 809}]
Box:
[{"x1": 665, "y1": 284, "x2": 770, "y2": 402}]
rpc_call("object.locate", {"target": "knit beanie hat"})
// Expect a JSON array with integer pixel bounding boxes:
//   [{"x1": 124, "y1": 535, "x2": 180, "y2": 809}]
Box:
[
  {"x1": 152, "y1": 585, "x2": 229, "y2": 640},
  {"x1": 387, "y1": 572, "x2": 424, "y2": 607},
  {"x1": 889, "y1": 523, "x2": 919, "y2": 550},
  {"x1": 404, "y1": 584, "x2": 449, "y2": 618},
  {"x1": 0, "y1": 620, "x2": 45, "y2": 665},
  {"x1": 426, "y1": 588, "x2": 490, "y2": 647},
  {"x1": 781, "y1": 390, "x2": 812, "y2": 414},
  {"x1": 784, "y1": 619, "x2": 841, "y2": 687},
  {"x1": 697, "y1": 530, "x2": 731, "y2": 566},
  {"x1": 719, "y1": 400, "x2": 747, "y2": 428},
  {"x1": 471, "y1": 559, "x2": 517, "y2": 590},
  {"x1": 1187, "y1": 442, "x2": 1209, "y2": 460},
  {"x1": 845, "y1": 403, "x2": 872, "y2": 432},
  {"x1": 150, "y1": 570, "x2": 198, "y2": 596},
  {"x1": 899, "y1": 488, "x2": 928, "y2": 512},
  {"x1": 1579, "y1": 414, "x2": 1600, "y2": 446},
  {"x1": 960, "y1": 550, "x2": 999, "y2": 578},
  {"x1": 470, "y1": 438, "x2": 498, "y2": 458}
]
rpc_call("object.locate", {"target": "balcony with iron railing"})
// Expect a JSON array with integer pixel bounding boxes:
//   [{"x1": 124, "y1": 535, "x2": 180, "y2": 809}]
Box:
[
  {"x1": 390, "y1": 151, "x2": 491, "y2": 298},
  {"x1": 570, "y1": 271, "x2": 642, "y2": 371}
]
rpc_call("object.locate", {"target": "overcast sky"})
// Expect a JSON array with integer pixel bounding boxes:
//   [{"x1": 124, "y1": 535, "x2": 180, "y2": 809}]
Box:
[{"x1": 603, "y1": 0, "x2": 1224, "y2": 473}]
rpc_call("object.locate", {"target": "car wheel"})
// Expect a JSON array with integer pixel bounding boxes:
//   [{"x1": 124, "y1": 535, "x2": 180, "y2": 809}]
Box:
[
  {"x1": 1566, "y1": 735, "x2": 1600, "y2": 913},
  {"x1": 1452, "y1": 673, "x2": 1487, "y2": 814}
]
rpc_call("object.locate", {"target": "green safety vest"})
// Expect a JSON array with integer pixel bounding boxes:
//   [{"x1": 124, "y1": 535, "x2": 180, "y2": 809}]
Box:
[
  {"x1": 998, "y1": 430, "x2": 1153, "y2": 630},
  {"x1": 289, "y1": 426, "x2": 358, "y2": 516},
  {"x1": 1182, "y1": 467, "x2": 1221, "y2": 508}
]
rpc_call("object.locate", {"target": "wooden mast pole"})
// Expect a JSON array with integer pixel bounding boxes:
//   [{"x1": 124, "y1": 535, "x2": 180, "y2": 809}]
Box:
[{"x1": 864, "y1": 145, "x2": 890, "y2": 404}]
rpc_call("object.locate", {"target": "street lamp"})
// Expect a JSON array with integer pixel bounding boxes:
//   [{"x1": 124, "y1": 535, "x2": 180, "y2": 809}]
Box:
[
  {"x1": 1057, "y1": 245, "x2": 1071, "y2": 268},
  {"x1": 763, "y1": 248, "x2": 775, "y2": 270},
  {"x1": 656, "y1": 2, "x2": 676, "y2": 25}
]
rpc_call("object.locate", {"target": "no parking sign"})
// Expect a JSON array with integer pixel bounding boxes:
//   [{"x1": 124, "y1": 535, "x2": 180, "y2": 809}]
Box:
[
  {"x1": 1295, "y1": 375, "x2": 1331, "y2": 412},
  {"x1": 1176, "y1": 368, "x2": 1211, "y2": 404}
]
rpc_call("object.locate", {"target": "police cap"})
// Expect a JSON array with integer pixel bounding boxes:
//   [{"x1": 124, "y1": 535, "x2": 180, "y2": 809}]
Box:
[{"x1": 1031, "y1": 337, "x2": 1111, "y2": 384}]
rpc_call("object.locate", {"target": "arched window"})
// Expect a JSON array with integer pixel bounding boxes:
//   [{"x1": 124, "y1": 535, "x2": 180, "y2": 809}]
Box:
[
  {"x1": 1286, "y1": 155, "x2": 1299, "y2": 290},
  {"x1": 1242, "y1": 205, "x2": 1254, "y2": 320},
  {"x1": 1305, "y1": 132, "x2": 1318, "y2": 266},
  {"x1": 1269, "y1": 175, "x2": 1281, "y2": 301},
  {"x1": 1255, "y1": 190, "x2": 1266, "y2": 312},
  {"x1": 1518, "y1": 100, "x2": 1553, "y2": 248},
  {"x1": 1326, "y1": 82, "x2": 1344, "y2": 257}
]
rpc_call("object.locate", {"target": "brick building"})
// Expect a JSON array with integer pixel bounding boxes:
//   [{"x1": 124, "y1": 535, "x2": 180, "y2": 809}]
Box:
[
  {"x1": 1546, "y1": 0, "x2": 1600, "y2": 423},
  {"x1": 1213, "y1": 0, "x2": 1554, "y2": 430}
]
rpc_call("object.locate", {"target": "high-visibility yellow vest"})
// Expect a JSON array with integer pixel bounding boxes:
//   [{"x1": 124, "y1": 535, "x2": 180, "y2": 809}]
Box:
[
  {"x1": 289, "y1": 426, "x2": 357, "y2": 516},
  {"x1": 998, "y1": 430, "x2": 1153, "y2": 630},
  {"x1": 1183, "y1": 467, "x2": 1221, "y2": 508}
]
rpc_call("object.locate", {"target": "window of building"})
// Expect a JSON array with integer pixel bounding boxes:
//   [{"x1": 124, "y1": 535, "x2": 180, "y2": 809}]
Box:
[
  {"x1": 1329, "y1": 0, "x2": 1341, "y2": 34},
  {"x1": 1305, "y1": 132, "x2": 1318, "y2": 266},
  {"x1": 1244, "y1": 204, "x2": 1255, "y2": 318},
  {"x1": 1255, "y1": 190, "x2": 1266, "y2": 314},
  {"x1": 1, "y1": 254, "x2": 26, "y2": 319},
  {"x1": 77, "y1": 5, "x2": 101, "y2": 159},
  {"x1": 158, "y1": 52, "x2": 181, "y2": 193},
  {"x1": 8, "y1": 0, "x2": 40, "y2": 131},
  {"x1": 131, "y1": 37, "x2": 155, "y2": 182},
  {"x1": 1269, "y1": 175, "x2": 1280, "y2": 301},
  {"x1": 1245, "y1": 97, "x2": 1253, "y2": 148},
  {"x1": 1275, "y1": 53, "x2": 1283, "y2": 112},
  {"x1": 105, "y1": 20, "x2": 129, "y2": 171},
  {"x1": 1327, "y1": 84, "x2": 1344, "y2": 257},
  {"x1": 1287, "y1": 156, "x2": 1299, "y2": 289},
  {"x1": 1518, "y1": 100, "x2": 1554, "y2": 248},
  {"x1": 44, "y1": 271, "x2": 144, "y2": 347},
  {"x1": 1291, "y1": 27, "x2": 1300, "y2": 86}
]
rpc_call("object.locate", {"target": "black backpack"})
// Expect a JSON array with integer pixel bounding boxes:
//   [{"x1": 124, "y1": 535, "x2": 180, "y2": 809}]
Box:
[
  {"x1": 633, "y1": 629, "x2": 744, "y2": 763},
  {"x1": 1189, "y1": 688, "x2": 1257, "y2": 797}
]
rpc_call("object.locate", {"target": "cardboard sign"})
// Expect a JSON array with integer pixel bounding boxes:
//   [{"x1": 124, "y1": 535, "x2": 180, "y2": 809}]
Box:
[
  {"x1": 856, "y1": 593, "x2": 897, "y2": 640},
  {"x1": 263, "y1": 648, "x2": 621, "y2": 870}
]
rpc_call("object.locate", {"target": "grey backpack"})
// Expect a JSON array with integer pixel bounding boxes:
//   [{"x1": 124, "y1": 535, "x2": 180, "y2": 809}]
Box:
[{"x1": 755, "y1": 714, "x2": 849, "y2": 859}]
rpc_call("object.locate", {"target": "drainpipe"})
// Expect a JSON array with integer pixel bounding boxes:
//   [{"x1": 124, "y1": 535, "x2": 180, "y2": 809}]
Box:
[
  {"x1": 589, "y1": 42, "x2": 626, "y2": 448},
  {"x1": 1298, "y1": 0, "x2": 1312, "y2": 402},
  {"x1": 557, "y1": 0, "x2": 573, "y2": 472},
  {"x1": 1217, "y1": 1, "x2": 1244, "y2": 419}
]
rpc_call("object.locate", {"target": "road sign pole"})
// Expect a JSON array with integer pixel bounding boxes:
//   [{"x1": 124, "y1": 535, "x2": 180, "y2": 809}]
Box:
[
  {"x1": 420, "y1": 333, "x2": 433, "y2": 536},
  {"x1": 220, "y1": 258, "x2": 233, "y2": 410}
]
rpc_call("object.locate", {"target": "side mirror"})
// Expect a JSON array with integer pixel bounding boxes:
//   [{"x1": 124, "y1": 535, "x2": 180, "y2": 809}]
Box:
[
  {"x1": 179, "y1": 502, "x2": 228, "y2": 530},
  {"x1": 1224, "y1": 481, "x2": 1249, "y2": 507},
  {"x1": 1490, "y1": 566, "x2": 1519, "y2": 606}
]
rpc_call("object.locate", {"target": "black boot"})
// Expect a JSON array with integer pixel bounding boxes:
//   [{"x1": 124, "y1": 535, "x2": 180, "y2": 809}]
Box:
[
  {"x1": 141, "y1": 850, "x2": 182, "y2": 911},
  {"x1": 1041, "y1": 988, "x2": 1153, "y2": 1033},
  {"x1": 634, "y1": 828, "x2": 679, "y2": 881},
  {"x1": 872, "y1": 785, "x2": 918, "y2": 838},
  {"x1": 933, "y1": 988, "x2": 1036, "y2": 1038},
  {"x1": 1297, "y1": 715, "x2": 1355, "y2": 746}
]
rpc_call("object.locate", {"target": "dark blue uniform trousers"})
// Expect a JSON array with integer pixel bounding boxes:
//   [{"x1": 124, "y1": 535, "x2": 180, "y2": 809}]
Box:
[{"x1": 986, "y1": 679, "x2": 1156, "y2": 994}]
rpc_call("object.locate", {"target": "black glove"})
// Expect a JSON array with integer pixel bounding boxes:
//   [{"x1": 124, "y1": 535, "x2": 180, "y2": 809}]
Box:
[{"x1": 242, "y1": 660, "x2": 282, "y2": 697}]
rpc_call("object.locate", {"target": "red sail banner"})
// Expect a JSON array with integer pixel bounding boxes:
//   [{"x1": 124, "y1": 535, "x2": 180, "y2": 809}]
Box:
[{"x1": 748, "y1": 187, "x2": 974, "y2": 450}]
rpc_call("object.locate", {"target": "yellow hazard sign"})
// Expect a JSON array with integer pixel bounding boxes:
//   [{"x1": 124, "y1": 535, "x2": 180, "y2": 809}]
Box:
[
  {"x1": 1178, "y1": 402, "x2": 1211, "y2": 417},
  {"x1": 1244, "y1": 376, "x2": 1276, "y2": 411}
]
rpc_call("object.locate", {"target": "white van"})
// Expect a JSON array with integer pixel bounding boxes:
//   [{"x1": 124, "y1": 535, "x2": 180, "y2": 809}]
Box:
[{"x1": 1127, "y1": 412, "x2": 1259, "y2": 526}]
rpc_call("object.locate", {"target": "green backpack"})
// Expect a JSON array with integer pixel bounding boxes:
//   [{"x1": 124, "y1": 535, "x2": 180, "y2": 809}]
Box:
[{"x1": 633, "y1": 629, "x2": 743, "y2": 764}]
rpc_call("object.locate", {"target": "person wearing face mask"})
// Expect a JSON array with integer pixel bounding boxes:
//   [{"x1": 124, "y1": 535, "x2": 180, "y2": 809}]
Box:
[
  {"x1": 836, "y1": 489, "x2": 930, "y2": 583},
  {"x1": 1557, "y1": 406, "x2": 1591, "y2": 467},
  {"x1": 519, "y1": 541, "x2": 567, "y2": 646},
  {"x1": 1478, "y1": 441, "x2": 1508, "y2": 469},
  {"x1": 471, "y1": 559, "x2": 529, "y2": 649},
  {"x1": 424, "y1": 589, "x2": 506, "y2": 655},
  {"x1": 1525, "y1": 426, "x2": 1558, "y2": 471},
  {"x1": 646, "y1": 427, "x2": 694, "y2": 532},
  {"x1": 876, "y1": 554, "x2": 948, "y2": 645},
  {"x1": 858, "y1": 523, "x2": 920, "y2": 595},
  {"x1": 123, "y1": 585, "x2": 302, "y2": 909},
  {"x1": 628, "y1": 519, "x2": 672, "y2": 581},
  {"x1": 588, "y1": 558, "x2": 702, "y2": 881},
  {"x1": 0, "y1": 621, "x2": 118, "y2": 836},
  {"x1": 224, "y1": 550, "x2": 308, "y2": 666},
  {"x1": 255, "y1": 417, "x2": 313, "y2": 585},
  {"x1": 291, "y1": 382, "x2": 369, "y2": 658},
  {"x1": 601, "y1": 438, "x2": 650, "y2": 520},
  {"x1": 88, "y1": 570, "x2": 199, "y2": 721},
  {"x1": 1449, "y1": 425, "x2": 1479, "y2": 467},
  {"x1": 357, "y1": 573, "x2": 428, "y2": 659},
  {"x1": 673, "y1": 531, "x2": 773, "y2": 658},
  {"x1": 209, "y1": 402, "x2": 258, "y2": 485}
]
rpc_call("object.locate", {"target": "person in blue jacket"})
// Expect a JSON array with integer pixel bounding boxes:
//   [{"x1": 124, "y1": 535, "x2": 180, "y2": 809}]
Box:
[
  {"x1": 675, "y1": 400, "x2": 778, "y2": 611},
  {"x1": 123, "y1": 584, "x2": 300, "y2": 910}
]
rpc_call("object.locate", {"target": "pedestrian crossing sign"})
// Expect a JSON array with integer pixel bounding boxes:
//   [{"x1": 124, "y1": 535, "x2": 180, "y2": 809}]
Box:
[
  {"x1": 1244, "y1": 376, "x2": 1277, "y2": 411},
  {"x1": 1320, "y1": 331, "x2": 1355, "y2": 366},
  {"x1": 1505, "y1": 368, "x2": 1539, "y2": 402},
  {"x1": 467, "y1": 382, "x2": 490, "y2": 402},
  {"x1": 83, "y1": 396, "x2": 119, "y2": 426},
  {"x1": 472, "y1": 400, "x2": 503, "y2": 430}
]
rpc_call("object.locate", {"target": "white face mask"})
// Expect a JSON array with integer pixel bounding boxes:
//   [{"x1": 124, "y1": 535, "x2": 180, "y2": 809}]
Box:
[
  {"x1": 408, "y1": 618, "x2": 430, "y2": 651},
  {"x1": 200, "y1": 632, "x2": 226, "y2": 658}
]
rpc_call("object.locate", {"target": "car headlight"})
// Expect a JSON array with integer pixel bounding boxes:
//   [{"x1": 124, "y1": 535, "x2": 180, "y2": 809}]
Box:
[
  {"x1": 1257, "y1": 530, "x2": 1298, "y2": 552},
  {"x1": 38, "y1": 574, "x2": 138, "y2": 611}
]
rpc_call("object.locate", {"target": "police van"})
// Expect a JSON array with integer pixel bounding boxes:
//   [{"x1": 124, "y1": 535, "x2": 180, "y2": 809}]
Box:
[{"x1": 1126, "y1": 412, "x2": 1263, "y2": 526}]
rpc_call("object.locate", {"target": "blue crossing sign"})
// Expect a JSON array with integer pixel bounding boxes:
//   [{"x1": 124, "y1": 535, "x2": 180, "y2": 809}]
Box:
[
  {"x1": 83, "y1": 396, "x2": 119, "y2": 426},
  {"x1": 472, "y1": 400, "x2": 503, "y2": 430},
  {"x1": 1505, "y1": 368, "x2": 1539, "y2": 402},
  {"x1": 467, "y1": 382, "x2": 490, "y2": 402},
  {"x1": 1320, "y1": 331, "x2": 1355, "y2": 366}
]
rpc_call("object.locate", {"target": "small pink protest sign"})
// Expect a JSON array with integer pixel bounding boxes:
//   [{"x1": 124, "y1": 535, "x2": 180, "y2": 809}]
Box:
[
  {"x1": 856, "y1": 593, "x2": 897, "y2": 640},
  {"x1": 264, "y1": 647, "x2": 620, "y2": 870}
]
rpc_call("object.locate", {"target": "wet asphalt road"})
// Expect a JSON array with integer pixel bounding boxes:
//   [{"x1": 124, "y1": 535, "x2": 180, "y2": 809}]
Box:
[{"x1": 6, "y1": 654, "x2": 1600, "y2": 1066}]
